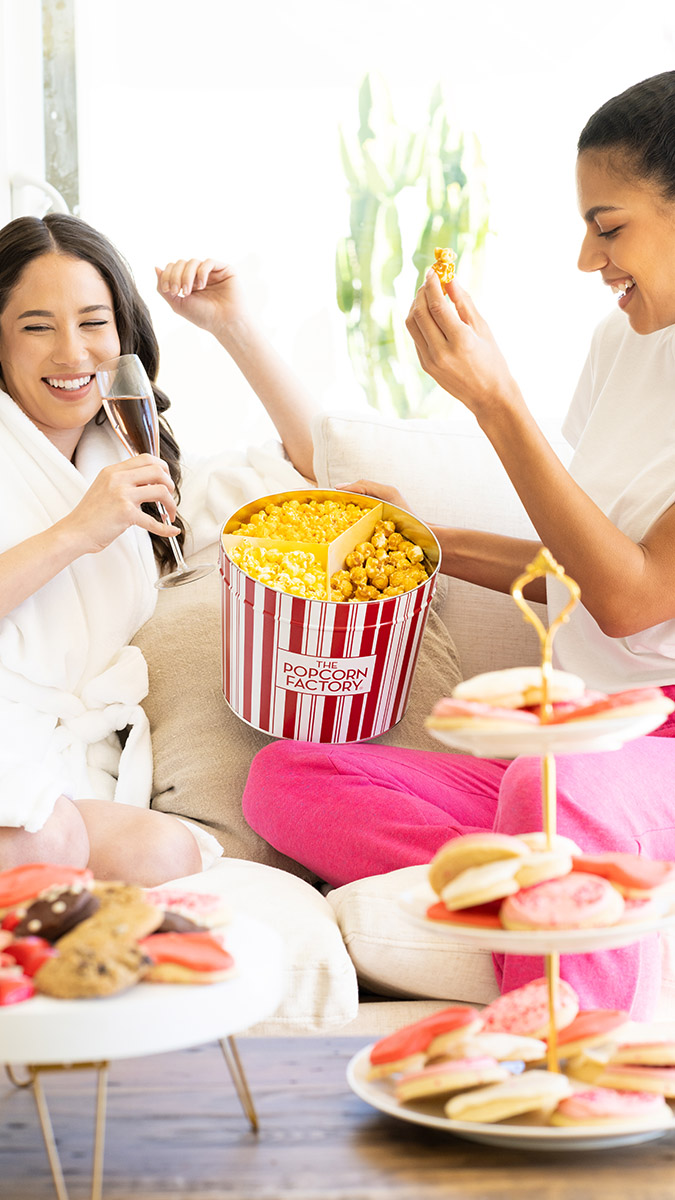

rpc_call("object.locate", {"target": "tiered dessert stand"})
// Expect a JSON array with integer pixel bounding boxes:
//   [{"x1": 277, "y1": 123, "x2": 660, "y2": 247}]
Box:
[
  {"x1": 348, "y1": 549, "x2": 675, "y2": 1150},
  {"x1": 0, "y1": 913, "x2": 284, "y2": 1200}
]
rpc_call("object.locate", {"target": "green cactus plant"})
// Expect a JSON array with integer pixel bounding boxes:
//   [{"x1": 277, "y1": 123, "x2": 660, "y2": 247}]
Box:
[{"x1": 336, "y1": 75, "x2": 490, "y2": 418}]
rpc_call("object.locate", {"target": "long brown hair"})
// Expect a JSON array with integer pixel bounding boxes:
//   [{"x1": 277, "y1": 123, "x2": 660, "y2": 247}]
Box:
[{"x1": 0, "y1": 213, "x2": 185, "y2": 572}]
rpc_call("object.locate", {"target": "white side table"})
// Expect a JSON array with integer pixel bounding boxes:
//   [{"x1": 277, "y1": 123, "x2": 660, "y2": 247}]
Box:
[{"x1": 0, "y1": 913, "x2": 284, "y2": 1200}]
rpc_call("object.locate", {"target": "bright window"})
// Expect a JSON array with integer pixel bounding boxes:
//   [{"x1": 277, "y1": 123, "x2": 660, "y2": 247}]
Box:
[{"x1": 72, "y1": 0, "x2": 675, "y2": 454}]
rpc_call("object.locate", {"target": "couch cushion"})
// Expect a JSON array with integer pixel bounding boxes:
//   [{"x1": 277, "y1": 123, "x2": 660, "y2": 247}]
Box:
[
  {"x1": 326, "y1": 864, "x2": 500, "y2": 1005},
  {"x1": 167, "y1": 857, "x2": 359, "y2": 1031}
]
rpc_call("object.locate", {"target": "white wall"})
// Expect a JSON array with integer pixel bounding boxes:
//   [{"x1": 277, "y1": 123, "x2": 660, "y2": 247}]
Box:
[{"x1": 68, "y1": 0, "x2": 675, "y2": 455}]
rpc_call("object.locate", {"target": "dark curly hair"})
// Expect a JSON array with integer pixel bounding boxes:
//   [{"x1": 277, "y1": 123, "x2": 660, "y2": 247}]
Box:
[
  {"x1": 0, "y1": 212, "x2": 185, "y2": 573},
  {"x1": 578, "y1": 71, "x2": 675, "y2": 199}
]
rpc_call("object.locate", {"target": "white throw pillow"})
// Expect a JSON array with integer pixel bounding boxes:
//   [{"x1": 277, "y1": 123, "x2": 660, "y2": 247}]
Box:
[
  {"x1": 167, "y1": 857, "x2": 359, "y2": 1032},
  {"x1": 312, "y1": 411, "x2": 569, "y2": 678},
  {"x1": 326, "y1": 864, "x2": 499, "y2": 1005}
]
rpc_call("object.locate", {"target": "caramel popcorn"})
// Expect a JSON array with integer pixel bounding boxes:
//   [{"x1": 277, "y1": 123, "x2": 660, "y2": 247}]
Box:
[
  {"x1": 231, "y1": 498, "x2": 368, "y2": 544},
  {"x1": 432, "y1": 246, "x2": 457, "y2": 285},
  {"x1": 330, "y1": 520, "x2": 429, "y2": 603}
]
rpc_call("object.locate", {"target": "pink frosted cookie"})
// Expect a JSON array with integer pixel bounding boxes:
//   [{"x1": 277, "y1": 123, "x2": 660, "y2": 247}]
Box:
[
  {"x1": 554, "y1": 1009, "x2": 630, "y2": 1058},
  {"x1": 368, "y1": 1006, "x2": 483, "y2": 1079},
  {"x1": 426, "y1": 697, "x2": 539, "y2": 731},
  {"x1": 499, "y1": 872, "x2": 625, "y2": 931},
  {"x1": 428, "y1": 833, "x2": 530, "y2": 896},
  {"x1": 481, "y1": 976, "x2": 578, "y2": 1039},
  {"x1": 550, "y1": 1087, "x2": 672, "y2": 1127},
  {"x1": 395, "y1": 1057, "x2": 509, "y2": 1103},
  {"x1": 142, "y1": 888, "x2": 232, "y2": 929}
]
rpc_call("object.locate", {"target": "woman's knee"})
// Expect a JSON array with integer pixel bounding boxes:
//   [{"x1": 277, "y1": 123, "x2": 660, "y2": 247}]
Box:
[
  {"x1": 0, "y1": 796, "x2": 90, "y2": 871},
  {"x1": 494, "y1": 758, "x2": 544, "y2": 835}
]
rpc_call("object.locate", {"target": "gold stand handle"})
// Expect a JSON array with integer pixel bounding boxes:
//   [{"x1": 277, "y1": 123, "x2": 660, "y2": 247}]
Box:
[{"x1": 510, "y1": 548, "x2": 581, "y2": 1073}]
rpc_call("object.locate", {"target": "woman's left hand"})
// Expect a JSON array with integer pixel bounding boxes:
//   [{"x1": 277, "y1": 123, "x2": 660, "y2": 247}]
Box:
[
  {"x1": 406, "y1": 270, "x2": 519, "y2": 420},
  {"x1": 155, "y1": 259, "x2": 249, "y2": 339}
]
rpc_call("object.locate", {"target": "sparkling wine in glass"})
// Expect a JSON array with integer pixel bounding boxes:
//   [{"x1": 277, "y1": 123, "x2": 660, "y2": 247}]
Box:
[{"x1": 95, "y1": 353, "x2": 215, "y2": 589}]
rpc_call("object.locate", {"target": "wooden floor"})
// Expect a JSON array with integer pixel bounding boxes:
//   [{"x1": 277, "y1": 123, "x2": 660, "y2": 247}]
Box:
[{"x1": 2, "y1": 1037, "x2": 675, "y2": 1199}]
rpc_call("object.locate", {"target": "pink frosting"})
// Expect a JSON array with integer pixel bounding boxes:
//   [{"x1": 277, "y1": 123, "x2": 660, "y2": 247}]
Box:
[
  {"x1": 557, "y1": 1088, "x2": 665, "y2": 1119},
  {"x1": 501, "y1": 872, "x2": 623, "y2": 929},
  {"x1": 606, "y1": 1064, "x2": 675, "y2": 1082},
  {"x1": 482, "y1": 976, "x2": 578, "y2": 1035},
  {"x1": 401, "y1": 1056, "x2": 499, "y2": 1082}
]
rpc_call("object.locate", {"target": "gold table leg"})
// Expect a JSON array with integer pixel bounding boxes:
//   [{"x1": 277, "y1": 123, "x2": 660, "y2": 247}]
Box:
[
  {"x1": 219, "y1": 1036, "x2": 259, "y2": 1131},
  {"x1": 21, "y1": 1062, "x2": 109, "y2": 1200}
]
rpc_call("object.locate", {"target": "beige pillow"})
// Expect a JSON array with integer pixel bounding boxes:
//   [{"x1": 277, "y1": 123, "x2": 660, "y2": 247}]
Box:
[
  {"x1": 326, "y1": 864, "x2": 499, "y2": 1005},
  {"x1": 131, "y1": 545, "x2": 461, "y2": 879}
]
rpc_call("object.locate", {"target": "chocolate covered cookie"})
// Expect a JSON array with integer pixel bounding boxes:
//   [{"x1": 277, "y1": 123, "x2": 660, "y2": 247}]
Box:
[{"x1": 12, "y1": 884, "x2": 100, "y2": 941}]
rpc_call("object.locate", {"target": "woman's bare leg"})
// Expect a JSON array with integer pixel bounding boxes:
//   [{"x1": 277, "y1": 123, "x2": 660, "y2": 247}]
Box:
[
  {"x1": 0, "y1": 796, "x2": 90, "y2": 871},
  {"x1": 74, "y1": 799, "x2": 202, "y2": 886}
]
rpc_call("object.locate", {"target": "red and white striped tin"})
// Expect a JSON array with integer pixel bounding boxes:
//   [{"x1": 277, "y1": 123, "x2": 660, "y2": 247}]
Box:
[{"x1": 220, "y1": 491, "x2": 440, "y2": 743}]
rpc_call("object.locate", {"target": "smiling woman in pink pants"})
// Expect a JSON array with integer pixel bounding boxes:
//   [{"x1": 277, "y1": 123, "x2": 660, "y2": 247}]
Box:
[{"x1": 245, "y1": 73, "x2": 675, "y2": 1019}]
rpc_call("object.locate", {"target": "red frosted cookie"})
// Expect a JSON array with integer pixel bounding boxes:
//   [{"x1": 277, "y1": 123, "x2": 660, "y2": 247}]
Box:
[
  {"x1": 571, "y1": 852, "x2": 675, "y2": 898},
  {"x1": 554, "y1": 1009, "x2": 630, "y2": 1057},
  {"x1": 499, "y1": 872, "x2": 625, "y2": 931},
  {"x1": 4, "y1": 937, "x2": 57, "y2": 978},
  {"x1": 0, "y1": 864, "x2": 93, "y2": 915},
  {"x1": 426, "y1": 899, "x2": 503, "y2": 928},
  {"x1": 550, "y1": 1087, "x2": 672, "y2": 1127},
  {"x1": 547, "y1": 686, "x2": 674, "y2": 725},
  {"x1": 368, "y1": 1006, "x2": 483, "y2": 1079},
  {"x1": 139, "y1": 931, "x2": 236, "y2": 983},
  {"x1": 481, "y1": 976, "x2": 578, "y2": 1039}
]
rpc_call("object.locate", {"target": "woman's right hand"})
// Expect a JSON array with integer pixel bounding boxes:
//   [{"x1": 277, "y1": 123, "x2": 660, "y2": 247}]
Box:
[
  {"x1": 63, "y1": 456, "x2": 179, "y2": 554},
  {"x1": 337, "y1": 479, "x2": 415, "y2": 513}
]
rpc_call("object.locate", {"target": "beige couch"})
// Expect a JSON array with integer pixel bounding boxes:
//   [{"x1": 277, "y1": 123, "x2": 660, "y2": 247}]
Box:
[{"x1": 132, "y1": 410, "x2": 675, "y2": 1036}]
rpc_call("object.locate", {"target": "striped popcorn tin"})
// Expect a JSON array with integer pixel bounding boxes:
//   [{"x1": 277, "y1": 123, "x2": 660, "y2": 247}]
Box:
[{"x1": 220, "y1": 490, "x2": 441, "y2": 743}]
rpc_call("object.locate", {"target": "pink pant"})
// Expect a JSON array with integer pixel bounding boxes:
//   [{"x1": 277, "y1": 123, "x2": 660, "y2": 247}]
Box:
[{"x1": 242, "y1": 738, "x2": 675, "y2": 1018}]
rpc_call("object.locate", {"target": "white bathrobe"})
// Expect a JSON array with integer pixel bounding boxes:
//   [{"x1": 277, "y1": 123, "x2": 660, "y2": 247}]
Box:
[{"x1": 0, "y1": 389, "x2": 307, "y2": 838}]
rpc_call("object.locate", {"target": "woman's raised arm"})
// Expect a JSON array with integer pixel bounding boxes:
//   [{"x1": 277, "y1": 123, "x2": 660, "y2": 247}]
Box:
[{"x1": 157, "y1": 259, "x2": 317, "y2": 481}]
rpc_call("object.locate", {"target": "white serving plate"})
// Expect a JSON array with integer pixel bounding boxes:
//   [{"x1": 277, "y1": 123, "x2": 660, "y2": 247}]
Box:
[
  {"x1": 427, "y1": 711, "x2": 667, "y2": 758},
  {"x1": 0, "y1": 914, "x2": 283, "y2": 1064},
  {"x1": 398, "y1": 882, "x2": 675, "y2": 955},
  {"x1": 347, "y1": 1044, "x2": 675, "y2": 1151}
]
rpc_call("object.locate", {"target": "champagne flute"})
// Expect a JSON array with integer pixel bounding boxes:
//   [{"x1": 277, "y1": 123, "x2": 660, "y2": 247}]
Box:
[{"x1": 95, "y1": 353, "x2": 216, "y2": 589}]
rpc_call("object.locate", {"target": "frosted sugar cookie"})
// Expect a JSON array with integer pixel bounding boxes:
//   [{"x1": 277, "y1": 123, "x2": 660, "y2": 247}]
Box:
[
  {"x1": 0, "y1": 864, "x2": 94, "y2": 918},
  {"x1": 553, "y1": 1009, "x2": 630, "y2": 1058},
  {"x1": 481, "y1": 976, "x2": 578, "y2": 1039},
  {"x1": 571, "y1": 852, "x2": 675, "y2": 900},
  {"x1": 550, "y1": 1087, "x2": 672, "y2": 1128},
  {"x1": 440, "y1": 1031, "x2": 547, "y2": 1063},
  {"x1": 429, "y1": 832, "x2": 530, "y2": 896},
  {"x1": 426, "y1": 899, "x2": 503, "y2": 928},
  {"x1": 367, "y1": 1006, "x2": 483, "y2": 1080},
  {"x1": 594, "y1": 1063, "x2": 675, "y2": 1097},
  {"x1": 499, "y1": 871, "x2": 625, "y2": 931},
  {"x1": 140, "y1": 931, "x2": 236, "y2": 983},
  {"x1": 444, "y1": 1070, "x2": 572, "y2": 1123},
  {"x1": 395, "y1": 1057, "x2": 509, "y2": 1103},
  {"x1": 610, "y1": 1042, "x2": 675, "y2": 1067},
  {"x1": 439, "y1": 858, "x2": 523, "y2": 910},
  {"x1": 452, "y1": 667, "x2": 585, "y2": 709},
  {"x1": 512, "y1": 851, "x2": 573, "y2": 889},
  {"x1": 548, "y1": 686, "x2": 675, "y2": 725}
]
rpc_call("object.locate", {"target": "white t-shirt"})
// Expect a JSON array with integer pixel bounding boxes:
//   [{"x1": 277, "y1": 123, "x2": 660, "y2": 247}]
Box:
[{"x1": 548, "y1": 308, "x2": 675, "y2": 691}]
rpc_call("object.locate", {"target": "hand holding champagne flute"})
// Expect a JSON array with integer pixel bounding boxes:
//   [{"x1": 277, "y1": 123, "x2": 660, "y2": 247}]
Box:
[{"x1": 95, "y1": 354, "x2": 215, "y2": 588}]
